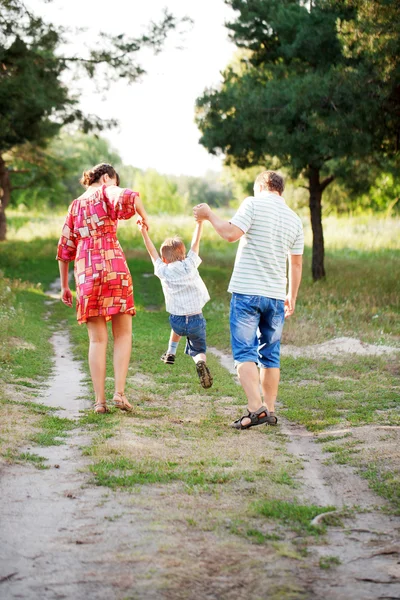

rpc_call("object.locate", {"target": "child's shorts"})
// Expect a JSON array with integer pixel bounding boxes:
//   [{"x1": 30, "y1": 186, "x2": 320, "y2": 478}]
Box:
[{"x1": 169, "y1": 313, "x2": 206, "y2": 357}]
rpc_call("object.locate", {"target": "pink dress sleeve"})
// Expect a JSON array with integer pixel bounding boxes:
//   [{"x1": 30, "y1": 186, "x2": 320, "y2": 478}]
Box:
[
  {"x1": 56, "y1": 204, "x2": 77, "y2": 262},
  {"x1": 103, "y1": 185, "x2": 138, "y2": 220}
]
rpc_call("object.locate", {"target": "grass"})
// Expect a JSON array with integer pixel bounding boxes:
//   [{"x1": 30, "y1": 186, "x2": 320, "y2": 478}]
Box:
[
  {"x1": 319, "y1": 556, "x2": 341, "y2": 569},
  {"x1": 3, "y1": 449, "x2": 49, "y2": 469},
  {"x1": 30, "y1": 414, "x2": 76, "y2": 446},
  {"x1": 89, "y1": 457, "x2": 234, "y2": 489},
  {"x1": 0, "y1": 211, "x2": 399, "y2": 544},
  {"x1": 252, "y1": 499, "x2": 336, "y2": 537}
]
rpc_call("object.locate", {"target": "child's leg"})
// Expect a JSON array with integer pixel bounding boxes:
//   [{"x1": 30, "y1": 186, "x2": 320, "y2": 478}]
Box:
[
  {"x1": 192, "y1": 352, "x2": 206, "y2": 364},
  {"x1": 185, "y1": 316, "x2": 212, "y2": 389},
  {"x1": 167, "y1": 329, "x2": 181, "y2": 355},
  {"x1": 161, "y1": 329, "x2": 181, "y2": 364}
]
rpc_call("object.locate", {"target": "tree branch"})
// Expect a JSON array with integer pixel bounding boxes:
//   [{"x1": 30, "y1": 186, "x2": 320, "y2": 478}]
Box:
[{"x1": 320, "y1": 175, "x2": 335, "y2": 191}]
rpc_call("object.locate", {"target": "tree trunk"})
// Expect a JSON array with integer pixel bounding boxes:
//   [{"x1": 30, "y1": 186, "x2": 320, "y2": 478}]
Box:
[
  {"x1": 308, "y1": 166, "x2": 325, "y2": 281},
  {"x1": 0, "y1": 155, "x2": 11, "y2": 241}
]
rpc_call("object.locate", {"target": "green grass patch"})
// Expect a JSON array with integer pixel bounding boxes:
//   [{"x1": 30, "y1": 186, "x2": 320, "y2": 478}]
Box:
[
  {"x1": 319, "y1": 556, "x2": 341, "y2": 569},
  {"x1": 252, "y1": 499, "x2": 336, "y2": 537},
  {"x1": 359, "y1": 463, "x2": 400, "y2": 512},
  {"x1": 30, "y1": 415, "x2": 76, "y2": 446},
  {"x1": 89, "y1": 457, "x2": 233, "y2": 489},
  {"x1": 3, "y1": 449, "x2": 49, "y2": 469}
]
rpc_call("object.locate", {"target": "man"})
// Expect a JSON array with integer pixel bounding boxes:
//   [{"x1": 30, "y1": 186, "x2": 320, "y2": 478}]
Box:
[{"x1": 193, "y1": 170, "x2": 303, "y2": 429}]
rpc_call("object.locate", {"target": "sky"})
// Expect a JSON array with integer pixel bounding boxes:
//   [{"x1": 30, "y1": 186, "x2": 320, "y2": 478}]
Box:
[{"x1": 28, "y1": 0, "x2": 238, "y2": 177}]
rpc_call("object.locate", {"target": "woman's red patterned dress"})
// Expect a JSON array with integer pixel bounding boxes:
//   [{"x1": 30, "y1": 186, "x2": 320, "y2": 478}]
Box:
[{"x1": 57, "y1": 185, "x2": 138, "y2": 324}]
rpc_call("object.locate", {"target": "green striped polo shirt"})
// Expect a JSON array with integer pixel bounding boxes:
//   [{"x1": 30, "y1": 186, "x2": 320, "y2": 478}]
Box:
[{"x1": 228, "y1": 191, "x2": 304, "y2": 301}]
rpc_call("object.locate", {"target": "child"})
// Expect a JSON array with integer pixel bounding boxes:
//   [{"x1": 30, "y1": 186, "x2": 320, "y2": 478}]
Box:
[{"x1": 138, "y1": 220, "x2": 213, "y2": 389}]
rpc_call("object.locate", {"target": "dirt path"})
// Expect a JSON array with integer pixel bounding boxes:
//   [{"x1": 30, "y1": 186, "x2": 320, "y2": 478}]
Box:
[
  {"x1": 209, "y1": 346, "x2": 400, "y2": 600},
  {"x1": 1, "y1": 305, "x2": 400, "y2": 599}
]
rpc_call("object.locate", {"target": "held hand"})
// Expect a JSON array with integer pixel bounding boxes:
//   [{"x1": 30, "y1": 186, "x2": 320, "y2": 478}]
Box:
[
  {"x1": 137, "y1": 217, "x2": 148, "y2": 233},
  {"x1": 284, "y1": 295, "x2": 296, "y2": 318},
  {"x1": 193, "y1": 203, "x2": 211, "y2": 221},
  {"x1": 61, "y1": 287, "x2": 73, "y2": 308}
]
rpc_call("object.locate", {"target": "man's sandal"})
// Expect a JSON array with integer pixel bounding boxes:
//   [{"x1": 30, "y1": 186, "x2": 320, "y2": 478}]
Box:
[
  {"x1": 231, "y1": 405, "x2": 278, "y2": 430},
  {"x1": 113, "y1": 392, "x2": 133, "y2": 412},
  {"x1": 94, "y1": 402, "x2": 109, "y2": 414}
]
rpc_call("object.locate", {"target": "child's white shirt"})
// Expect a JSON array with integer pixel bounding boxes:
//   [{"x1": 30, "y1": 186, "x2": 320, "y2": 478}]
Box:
[{"x1": 154, "y1": 250, "x2": 210, "y2": 316}]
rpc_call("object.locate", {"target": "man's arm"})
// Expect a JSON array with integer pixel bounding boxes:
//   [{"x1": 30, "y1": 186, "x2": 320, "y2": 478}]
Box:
[
  {"x1": 138, "y1": 221, "x2": 159, "y2": 262},
  {"x1": 190, "y1": 221, "x2": 203, "y2": 255},
  {"x1": 193, "y1": 203, "x2": 243, "y2": 243},
  {"x1": 285, "y1": 254, "x2": 303, "y2": 317}
]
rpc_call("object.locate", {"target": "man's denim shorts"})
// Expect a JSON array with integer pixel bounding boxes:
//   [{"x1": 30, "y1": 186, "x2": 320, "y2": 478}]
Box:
[
  {"x1": 229, "y1": 293, "x2": 285, "y2": 368},
  {"x1": 169, "y1": 313, "x2": 207, "y2": 357}
]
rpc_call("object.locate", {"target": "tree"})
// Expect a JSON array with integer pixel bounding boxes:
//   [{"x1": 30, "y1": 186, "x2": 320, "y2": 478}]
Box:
[
  {"x1": 133, "y1": 169, "x2": 186, "y2": 215},
  {"x1": 8, "y1": 133, "x2": 124, "y2": 209},
  {"x1": 195, "y1": 0, "x2": 400, "y2": 279},
  {"x1": 0, "y1": 0, "x2": 182, "y2": 239}
]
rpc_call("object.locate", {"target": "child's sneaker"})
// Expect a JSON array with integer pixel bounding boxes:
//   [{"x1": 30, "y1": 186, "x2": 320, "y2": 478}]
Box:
[
  {"x1": 160, "y1": 352, "x2": 175, "y2": 365},
  {"x1": 196, "y1": 360, "x2": 213, "y2": 389}
]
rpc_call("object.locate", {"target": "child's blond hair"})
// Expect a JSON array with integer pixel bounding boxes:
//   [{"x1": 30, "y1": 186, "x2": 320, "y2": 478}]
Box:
[{"x1": 160, "y1": 236, "x2": 186, "y2": 263}]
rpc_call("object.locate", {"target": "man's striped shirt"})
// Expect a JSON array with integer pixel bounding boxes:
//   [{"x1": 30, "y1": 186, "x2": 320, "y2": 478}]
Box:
[{"x1": 228, "y1": 191, "x2": 304, "y2": 301}]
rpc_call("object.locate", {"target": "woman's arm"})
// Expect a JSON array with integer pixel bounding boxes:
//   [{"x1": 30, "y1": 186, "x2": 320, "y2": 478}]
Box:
[
  {"x1": 58, "y1": 260, "x2": 73, "y2": 307},
  {"x1": 135, "y1": 196, "x2": 149, "y2": 231}
]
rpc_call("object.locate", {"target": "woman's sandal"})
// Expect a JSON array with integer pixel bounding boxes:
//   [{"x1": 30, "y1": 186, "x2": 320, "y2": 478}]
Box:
[
  {"x1": 113, "y1": 392, "x2": 133, "y2": 412},
  {"x1": 231, "y1": 405, "x2": 278, "y2": 430},
  {"x1": 94, "y1": 402, "x2": 109, "y2": 414}
]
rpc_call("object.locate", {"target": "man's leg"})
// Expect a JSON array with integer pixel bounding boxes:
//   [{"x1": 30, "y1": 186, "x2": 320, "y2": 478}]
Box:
[
  {"x1": 230, "y1": 294, "x2": 267, "y2": 427},
  {"x1": 260, "y1": 367, "x2": 280, "y2": 413},
  {"x1": 235, "y1": 361, "x2": 267, "y2": 427},
  {"x1": 236, "y1": 362, "x2": 262, "y2": 412},
  {"x1": 258, "y1": 297, "x2": 284, "y2": 416}
]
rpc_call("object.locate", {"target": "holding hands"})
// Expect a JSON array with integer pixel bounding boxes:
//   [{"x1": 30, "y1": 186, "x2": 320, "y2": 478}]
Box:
[
  {"x1": 137, "y1": 217, "x2": 148, "y2": 232},
  {"x1": 193, "y1": 203, "x2": 212, "y2": 222}
]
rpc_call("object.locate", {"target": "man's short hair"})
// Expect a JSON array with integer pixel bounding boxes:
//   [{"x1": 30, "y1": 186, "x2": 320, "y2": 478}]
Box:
[
  {"x1": 160, "y1": 237, "x2": 186, "y2": 263},
  {"x1": 255, "y1": 170, "x2": 285, "y2": 195}
]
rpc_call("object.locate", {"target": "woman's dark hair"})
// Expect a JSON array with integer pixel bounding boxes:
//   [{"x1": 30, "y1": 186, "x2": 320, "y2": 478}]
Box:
[{"x1": 80, "y1": 163, "x2": 120, "y2": 187}]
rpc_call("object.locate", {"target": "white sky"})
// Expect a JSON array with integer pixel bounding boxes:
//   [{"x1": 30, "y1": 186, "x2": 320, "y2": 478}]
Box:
[{"x1": 28, "y1": 0, "x2": 237, "y2": 176}]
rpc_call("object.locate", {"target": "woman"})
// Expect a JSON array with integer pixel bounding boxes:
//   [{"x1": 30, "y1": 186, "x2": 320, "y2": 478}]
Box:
[{"x1": 57, "y1": 163, "x2": 148, "y2": 413}]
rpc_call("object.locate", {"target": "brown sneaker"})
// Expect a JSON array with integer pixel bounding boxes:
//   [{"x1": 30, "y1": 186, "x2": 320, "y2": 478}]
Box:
[{"x1": 196, "y1": 360, "x2": 213, "y2": 389}]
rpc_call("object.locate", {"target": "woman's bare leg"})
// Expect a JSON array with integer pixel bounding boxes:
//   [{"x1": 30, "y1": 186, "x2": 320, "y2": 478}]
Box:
[
  {"x1": 87, "y1": 317, "x2": 108, "y2": 405},
  {"x1": 111, "y1": 313, "x2": 132, "y2": 394}
]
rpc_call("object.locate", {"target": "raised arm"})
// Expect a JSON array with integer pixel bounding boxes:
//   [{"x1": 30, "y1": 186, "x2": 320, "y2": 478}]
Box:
[
  {"x1": 138, "y1": 221, "x2": 159, "y2": 262},
  {"x1": 285, "y1": 254, "x2": 303, "y2": 317},
  {"x1": 193, "y1": 203, "x2": 243, "y2": 243},
  {"x1": 190, "y1": 221, "x2": 203, "y2": 255},
  {"x1": 135, "y1": 195, "x2": 149, "y2": 231}
]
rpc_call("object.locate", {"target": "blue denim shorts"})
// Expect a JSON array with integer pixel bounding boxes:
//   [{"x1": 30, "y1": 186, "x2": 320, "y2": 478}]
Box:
[
  {"x1": 229, "y1": 293, "x2": 285, "y2": 368},
  {"x1": 169, "y1": 313, "x2": 207, "y2": 357}
]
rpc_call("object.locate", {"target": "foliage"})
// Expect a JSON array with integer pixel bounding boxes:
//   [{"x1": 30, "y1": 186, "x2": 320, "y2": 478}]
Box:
[
  {"x1": 171, "y1": 171, "x2": 234, "y2": 207},
  {"x1": 8, "y1": 132, "x2": 235, "y2": 212},
  {"x1": 0, "y1": 0, "x2": 183, "y2": 238},
  {"x1": 133, "y1": 168, "x2": 187, "y2": 215},
  {"x1": 195, "y1": 0, "x2": 400, "y2": 278}
]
